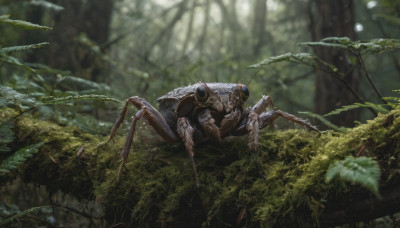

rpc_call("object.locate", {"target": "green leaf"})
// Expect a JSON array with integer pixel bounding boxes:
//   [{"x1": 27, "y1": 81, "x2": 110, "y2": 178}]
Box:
[
  {"x1": 0, "y1": 53, "x2": 35, "y2": 72},
  {"x1": 326, "y1": 156, "x2": 381, "y2": 197},
  {"x1": 299, "y1": 111, "x2": 346, "y2": 131},
  {"x1": 40, "y1": 94, "x2": 122, "y2": 105},
  {"x1": 0, "y1": 143, "x2": 44, "y2": 173},
  {"x1": 0, "y1": 42, "x2": 50, "y2": 53},
  {"x1": 324, "y1": 102, "x2": 389, "y2": 117},
  {"x1": 0, "y1": 15, "x2": 52, "y2": 31},
  {"x1": 298, "y1": 41, "x2": 348, "y2": 49},
  {"x1": 0, "y1": 85, "x2": 31, "y2": 109},
  {"x1": 299, "y1": 37, "x2": 400, "y2": 54},
  {"x1": 30, "y1": 0, "x2": 64, "y2": 11},
  {"x1": 0, "y1": 206, "x2": 51, "y2": 226},
  {"x1": 248, "y1": 52, "x2": 316, "y2": 69}
]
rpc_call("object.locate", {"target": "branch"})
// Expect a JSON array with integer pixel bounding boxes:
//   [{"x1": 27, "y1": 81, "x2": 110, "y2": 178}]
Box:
[
  {"x1": 2, "y1": 107, "x2": 400, "y2": 227},
  {"x1": 320, "y1": 185, "x2": 400, "y2": 226}
]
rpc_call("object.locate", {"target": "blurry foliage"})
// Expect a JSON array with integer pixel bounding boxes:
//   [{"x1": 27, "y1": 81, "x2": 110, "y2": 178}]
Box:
[{"x1": 251, "y1": 37, "x2": 400, "y2": 128}]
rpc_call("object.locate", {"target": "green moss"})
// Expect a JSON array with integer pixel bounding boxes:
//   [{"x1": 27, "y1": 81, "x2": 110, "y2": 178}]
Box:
[{"x1": 2, "y1": 107, "x2": 400, "y2": 227}]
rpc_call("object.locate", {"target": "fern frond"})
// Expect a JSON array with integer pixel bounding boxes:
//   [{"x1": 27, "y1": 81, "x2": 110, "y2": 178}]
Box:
[
  {"x1": 326, "y1": 156, "x2": 381, "y2": 197},
  {"x1": 299, "y1": 37, "x2": 400, "y2": 54},
  {"x1": 248, "y1": 52, "x2": 339, "y2": 74},
  {"x1": 299, "y1": 111, "x2": 346, "y2": 131},
  {"x1": 57, "y1": 75, "x2": 111, "y2": 92},
  {"x1": 324, "y1": 102, "x2": 389, "y2": 117},
  {"x1": 40, "y1": 94, "x2": 122, "y2": 105},
  {"x1": 0, "y1": 122, "x2": 15, "y2": 152},
  {"x1": 0, "y1": 53, "x2": 35, "y2": 72},
  {"x1": 0, "y1": 42, "x2": 50, "y2": 53},
  {"x1": 30, "y1": 0, "x2": 64, "y2": 11},
  {"x1": 0, "y1": 85, "x2": 30, "y2": 109},
  {"x1": 0, "y1": 143, "x2": 43, "y2": 173},
  {"x1": 0, "y1": 15, "x2": 52, "y2": 31},
  {"x1": 0, "y1": 206, "x2": 51, "y2": 226},
  {"x1": 248, "y1": 52, "x2": 314, "y2": 69}
]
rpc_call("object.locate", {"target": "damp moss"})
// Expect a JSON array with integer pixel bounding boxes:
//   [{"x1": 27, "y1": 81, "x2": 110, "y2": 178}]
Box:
[{"x1": 2, "y1": 107, "x2": 400, "y2": 227}]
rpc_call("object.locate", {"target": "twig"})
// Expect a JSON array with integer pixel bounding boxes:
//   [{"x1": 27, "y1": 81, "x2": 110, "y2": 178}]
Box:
[{"x1": 356, "y1": 51, "x2": 388, "y2": 105}]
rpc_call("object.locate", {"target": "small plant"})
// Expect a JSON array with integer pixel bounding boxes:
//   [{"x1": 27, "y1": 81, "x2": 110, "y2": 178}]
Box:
[{"x1": 325, "y1": 156, "x2": 381, "y2": 197}]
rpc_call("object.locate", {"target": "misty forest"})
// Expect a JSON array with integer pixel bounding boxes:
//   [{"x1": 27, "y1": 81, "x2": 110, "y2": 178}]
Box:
[{"x1": 1, "y1": 0, "x2": 400, "y2": 227}]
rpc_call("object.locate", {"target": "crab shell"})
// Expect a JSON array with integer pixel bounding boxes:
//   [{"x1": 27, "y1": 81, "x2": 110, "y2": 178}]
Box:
[{"x1": 156, "y1": 82, "x2": 247, "y2": 132}]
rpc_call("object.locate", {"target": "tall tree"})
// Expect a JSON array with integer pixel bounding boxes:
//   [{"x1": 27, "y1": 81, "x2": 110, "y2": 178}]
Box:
[
  {"x1": 309, "y1": 0, "x2": 360, "y2": 127},
  {"x1": 252, "y1": 0, "x2": 267, "y2": 56},
  {"x1": 25, "y1": 0, "x2": 114, "y2": 82}
]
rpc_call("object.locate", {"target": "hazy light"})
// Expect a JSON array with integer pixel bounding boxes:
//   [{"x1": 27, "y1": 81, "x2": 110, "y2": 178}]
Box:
[
  {"x1": 355, "y1": 23, "x2": 364, "y2": 32},
  {"x1": 367, "y1": 1, "x2": 378, "y2": 9}
]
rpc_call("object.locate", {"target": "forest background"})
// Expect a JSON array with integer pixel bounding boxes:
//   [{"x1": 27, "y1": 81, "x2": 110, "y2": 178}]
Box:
[{"x1": 0, "y1": 0, "x2": 400, "y2": 227}]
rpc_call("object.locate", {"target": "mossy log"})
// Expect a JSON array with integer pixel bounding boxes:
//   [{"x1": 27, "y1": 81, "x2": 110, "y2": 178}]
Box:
[{"x1": 2, "y1": 107, "x2": 400, "y2": 227}]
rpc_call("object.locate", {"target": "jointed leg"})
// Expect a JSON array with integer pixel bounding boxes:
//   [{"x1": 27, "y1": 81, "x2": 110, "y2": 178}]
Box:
[
  {"x1": 251, "y1": 95, "x2": 274, "y2": 114},
  {"x1": 118, "y1": 107, "x2": 145, "y2": 180},
  {"x1": 177, "y1": 117, "x2": 200, "y2": 187},
  {"x1": 232, "y1": 95, "x2": 319, "y2": 151},
  {"x1": 107, "y1": 96, "x2": 180, "y2": 179},
  {"x1": 259, "y1": 109, "x2": 319, "y2": 132}
]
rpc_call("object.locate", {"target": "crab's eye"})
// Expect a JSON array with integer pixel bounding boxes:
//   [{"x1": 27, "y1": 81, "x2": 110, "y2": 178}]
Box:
[
  {"x1": 240, "y1": 84, "x2": 249, "y2": 100},
  {"x1": 196, "y1": 85, "x2": 208, "y2": 101}
]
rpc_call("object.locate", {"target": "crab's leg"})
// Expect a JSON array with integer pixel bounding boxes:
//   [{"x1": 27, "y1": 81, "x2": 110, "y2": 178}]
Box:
[
  {"x1": 230, "y1": 95, "x2": 272, "y2": 150},
  {"x1": 107, "y1": 96, "x2": 180, "y2": 179},
  {"x1": 232, "y1": 96, "x2": 319, "y2": 150},
  {"x1": 177, "y1": 117, "x2": 200, "y2": 187},
  {"x1": 258, "y1": 109, "x2": 319, "y2": 132},
  {"x1": 197, "y1": 109, "x2": 221, "y2": 142}
]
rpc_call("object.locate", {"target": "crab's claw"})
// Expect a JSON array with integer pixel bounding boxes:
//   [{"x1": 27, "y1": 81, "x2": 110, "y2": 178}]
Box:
[{"x1": 212, "y1": 99, "x2": 224, "y2": 113}]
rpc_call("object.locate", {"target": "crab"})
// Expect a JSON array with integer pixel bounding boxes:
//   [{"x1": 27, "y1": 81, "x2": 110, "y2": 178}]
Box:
[{"x1": 107, "y1": 82, "x2": 319, "y2": 187}]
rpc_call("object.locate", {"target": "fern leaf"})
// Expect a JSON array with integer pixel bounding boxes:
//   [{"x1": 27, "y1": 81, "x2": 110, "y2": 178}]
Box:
[
  {"x1": 57, "y1": 75, "x2": 110, "y2": 92},
  {"x1": 299, "y1": 37, "x2": 400, "y2": 54},
  {"x1": 0, "y1": 15, "x2": 52, "y2": 31},
  {"x1": 0, "y1": 143, "x2": 43, "y2": 173},
  {"x1": 326, "y1": 156, "x2": 381, "y2": 197},
  {"x1": 0, "y1": 85, "x2": 31, "y2": 109},
  {"x1": 40, "y1": 94, "x2": 122, "y2": 105},
  {"x1": 0, "y1": 53, "x2": 35, "y2": 72},
  {"x1": 298, "y1": 111, "x2": 346, "y2": 131},
  {"x1": 324, "y1": 102, "x2": 389, "y2": 117},
  {"x1": 0, "y1": 206, "x2": 51, "y2": 225},
  {"x1": 298, "y1": 41, "x2": 348, "y2": 49},
  {"x1": 248, "y1": 52, "x2": 316, "y2": 69},
  {"x1": 0, "y1": 42, "x2": 50, "y2": 53},
  {"x1": 30, "y1": 0, "x2": 64, "y2": 11}
]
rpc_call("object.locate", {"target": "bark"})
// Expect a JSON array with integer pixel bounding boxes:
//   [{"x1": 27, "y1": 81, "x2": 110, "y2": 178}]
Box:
[{"x1": 310, "y1": 0, "x2": 360, "y2": 127}]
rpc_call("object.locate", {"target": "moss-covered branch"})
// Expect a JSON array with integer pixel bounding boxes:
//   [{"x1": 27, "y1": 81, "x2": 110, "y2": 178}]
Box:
[{"x1": 1, "y1": 107, "x2": 400, "y2": 227}]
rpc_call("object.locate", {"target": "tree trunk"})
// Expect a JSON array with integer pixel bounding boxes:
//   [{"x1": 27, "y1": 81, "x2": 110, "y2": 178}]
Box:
[
  {"x1": 310, "y1": 0, "x2": 360, "y2": 127},
  {"x1": 252, "y1": 0, "x2": 267, "y2": 56},
  {"x1": 25, "y1": 0, "x2": 114, "y2": 82}
]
